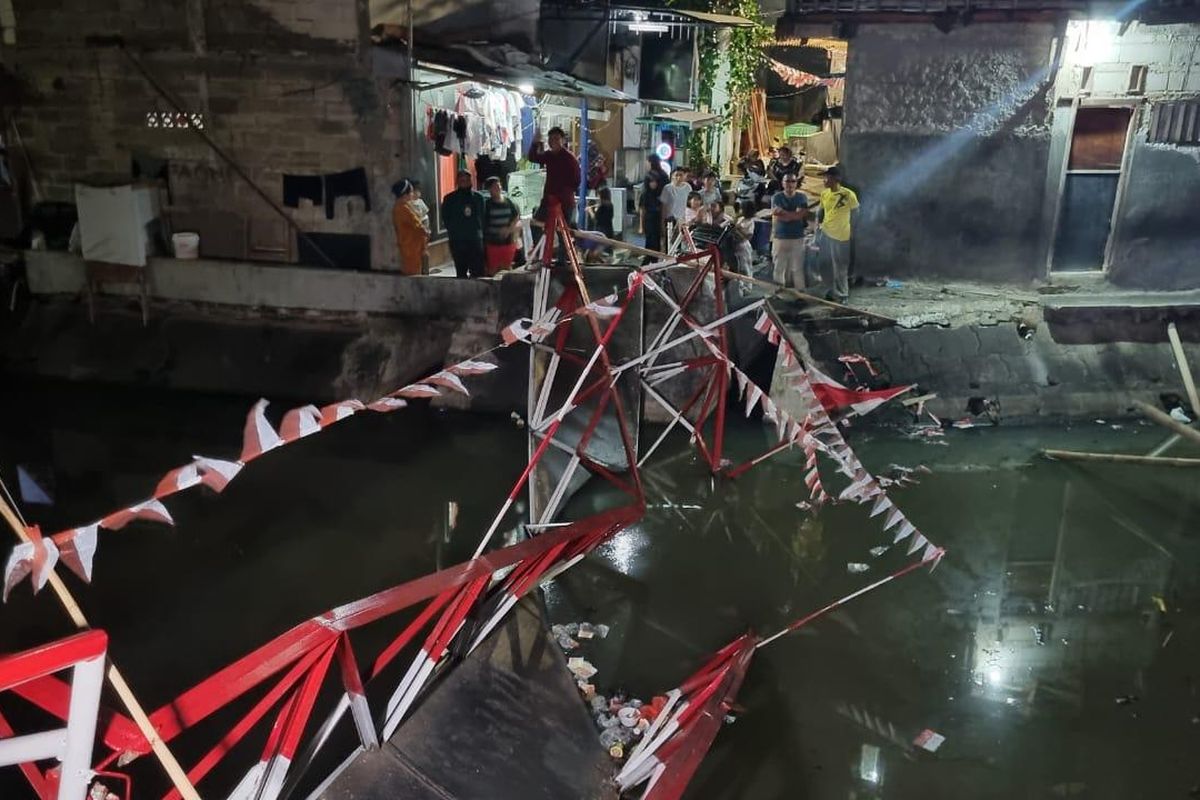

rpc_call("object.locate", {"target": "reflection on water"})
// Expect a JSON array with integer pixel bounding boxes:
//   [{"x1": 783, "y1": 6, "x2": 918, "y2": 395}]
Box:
[
  {"x1": 549, "y1": 420, "x2": 1200, "y2": 800},
  {"x1": 1, "y1": 380, "x2": 1198, "y2": 799}
]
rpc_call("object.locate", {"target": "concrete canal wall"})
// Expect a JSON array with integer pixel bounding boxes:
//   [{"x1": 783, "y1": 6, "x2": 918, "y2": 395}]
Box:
[{"x1": 787, "y1": 303, "x2": 1200, "y2": 424}]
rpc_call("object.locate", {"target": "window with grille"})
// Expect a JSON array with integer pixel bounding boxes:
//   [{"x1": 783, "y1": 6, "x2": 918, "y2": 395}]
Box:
[{"x1": 1147, "y1": 100, "x2": 1200, "y2": 145}]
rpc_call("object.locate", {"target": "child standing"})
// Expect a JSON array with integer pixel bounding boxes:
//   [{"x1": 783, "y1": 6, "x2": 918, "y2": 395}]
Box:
[{"x1": 733, "y1": 200, "x2": 757, "y2": 277}]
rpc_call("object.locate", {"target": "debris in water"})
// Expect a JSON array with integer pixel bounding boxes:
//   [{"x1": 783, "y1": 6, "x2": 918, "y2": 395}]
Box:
[
  {"x1": 1114, "y1": 695, "x2": 1139, "y2": 705},
  {"x1": 568, "y1": 657, "x2": 598, "y2": 681},
  {"x1": 913, "y1": 728, "x2": 946, "y2": 753},
  {"x1": 1170, "y1": 407, "x2": 1193, "y2": 424},
  {"x1": 1162, "y1": 630, "x2": 1174, "y2": 649},
  {"x1": 951, "y1": 418, "x2": 977, "y2": 429},
  {"x1": 1095, "y1": 419, "x2": 1107, "y2": 425},
  {"x1": 868, "y1": 546, "x2": 889, "y2": 557},
  {"x1": 795, "y1": 501, "x2": 813, "y2": 511},
  {"x1": 1151, "y1": 595, "x2": 1168, "y2": 614},
  {"x1": 847, "y1": 562, "x2": 870, "y2": 574},
  {"x1": 1032, "y1": 624, "x2": 1047, "y2": 646}
]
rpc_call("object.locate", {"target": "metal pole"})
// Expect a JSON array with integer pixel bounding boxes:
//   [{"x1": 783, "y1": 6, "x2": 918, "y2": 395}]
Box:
[{"x1": 578, "y1": 96, "x2": 589, "y2": 229}]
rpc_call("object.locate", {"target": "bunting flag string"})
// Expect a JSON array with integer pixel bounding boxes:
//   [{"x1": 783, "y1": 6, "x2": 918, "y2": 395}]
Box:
[
  {"x1": 3, "y1": 272, "x2": 642, "y2": 599},
  {"x1": 2, "y1": 525, "x2": 58, "y2": 602},
  {"x1": 744, "y1": 313, "x2": 944, "y2": 568},
  {"x1": 2, "y1": 348, "x2": 510, "y2": 600},
  {"x1": 768, "y1": 58, "x2": 845, "y2": 92}
]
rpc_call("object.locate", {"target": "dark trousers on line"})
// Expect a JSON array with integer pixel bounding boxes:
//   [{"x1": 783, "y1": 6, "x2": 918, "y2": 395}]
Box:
[{"x1": 449, "y1": 238, "x2": 485, "y2": 279}]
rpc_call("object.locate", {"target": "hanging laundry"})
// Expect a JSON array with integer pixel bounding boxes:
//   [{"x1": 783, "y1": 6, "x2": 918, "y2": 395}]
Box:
[
  {"x1": 282, "y1": 174, "x2": 323, "y2": 208},
  {"x1": 323, "y1": 167, "x2": 370, "y2": 219}
]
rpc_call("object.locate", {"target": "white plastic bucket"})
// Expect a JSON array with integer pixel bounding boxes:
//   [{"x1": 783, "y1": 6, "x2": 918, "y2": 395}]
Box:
[{"x1": 172, "y1": 232, "x2": 200, "y2": 259}]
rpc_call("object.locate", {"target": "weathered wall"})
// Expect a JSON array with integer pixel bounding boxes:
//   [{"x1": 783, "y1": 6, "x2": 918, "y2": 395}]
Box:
[
  {"x1": 842, "y1": 22, "x2": 1057, "y2": 283},
  {"x1": 775, "y1": 308, "x2": 1200, "y2": 423},
  {"x1": 4, "y1": 0, "x2": 408, "y2": 269},
  {"x1": 1048, "y1": 21, "x2": 1200, "y2": 290}
]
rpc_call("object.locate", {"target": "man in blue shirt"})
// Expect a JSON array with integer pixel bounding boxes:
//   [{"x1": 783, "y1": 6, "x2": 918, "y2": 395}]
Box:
[{"x1": 771, "y1": 174, "x2": 809, "y2": 288}]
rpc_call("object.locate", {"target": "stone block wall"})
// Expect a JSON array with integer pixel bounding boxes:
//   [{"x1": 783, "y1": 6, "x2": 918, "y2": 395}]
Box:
[
  {"x1": 782, "y1": 312, "x2": 1200, "y2": 423},
  {"x1": 841, "y1": 22, "x2": 1058, "y2": 285},
  {"x1": 3, "y1": 0, "x2": 409, "y2": 269}
]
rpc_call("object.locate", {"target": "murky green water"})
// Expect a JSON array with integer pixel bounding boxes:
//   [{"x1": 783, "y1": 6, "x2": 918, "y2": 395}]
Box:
[{"x1": 2, "y1": 381, "x2": 1198, "y2": 799}]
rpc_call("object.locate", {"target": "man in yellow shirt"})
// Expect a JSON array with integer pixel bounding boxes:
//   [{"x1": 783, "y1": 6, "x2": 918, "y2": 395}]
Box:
[{"x1": 818, "y1": 166, "x2": 859, "y2": 303}]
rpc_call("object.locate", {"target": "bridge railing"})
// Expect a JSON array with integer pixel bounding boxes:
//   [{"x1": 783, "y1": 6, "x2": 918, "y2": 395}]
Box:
[{"x1": 0, "y1": 629, "x2": 108, "y2": 800}]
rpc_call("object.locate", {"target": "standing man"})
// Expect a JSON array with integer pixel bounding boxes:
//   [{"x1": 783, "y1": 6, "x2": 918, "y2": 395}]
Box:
[
  {"x1": 528, "y1": 126, "x2": 581, "y2": 226},
  {"x1": 482, "y1": 177, "x2": 520, "y2": 276},
  {"x1": 818, "y1": 166, "x2": 859, "y2": 303},
  {"x1": 771, "y1": 173, "x2": 809, "y2": 289},
  {"x1": 640, "y1": 154, "x2": 669, "y2": 254},
  {"x1": 662, "y1": 168, "x2": 692, "y2": 247},
  {"x1": 440, "y1": 170, "x2": 485, "y2": 278},
  {"x1": 767, "y1": 146, "x2": 801, "y2": 193}
]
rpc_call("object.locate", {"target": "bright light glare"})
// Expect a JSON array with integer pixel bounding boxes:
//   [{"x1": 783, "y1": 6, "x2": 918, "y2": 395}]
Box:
[
  {"x1": 987, "y1": 667, "x2": 1004, "y2": 686},
  {"x1": 518, "y1": 82, "x2": 535, "y2": 95},
  {"x1": 1077, "y1": 20, "x2": 1119, "y2": 66}
]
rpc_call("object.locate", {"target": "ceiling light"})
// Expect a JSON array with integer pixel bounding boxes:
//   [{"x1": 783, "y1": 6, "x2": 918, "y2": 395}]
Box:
[{"x1": 628, "y1": 22, "x2": 669, "y2": 33}]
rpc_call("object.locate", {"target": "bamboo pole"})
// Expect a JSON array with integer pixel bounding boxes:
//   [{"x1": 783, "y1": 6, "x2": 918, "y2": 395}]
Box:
[
  {"x1": 1167, "y1": 322, "x2": 1200, "y2": 416},
  {"x1": 1042, "y1": 448, "x2": 1200, "y2": 467},
  {"x1": 1146, "y1": 322, "x2": 1199, "y2": 457},
  {"x1": 0, "y1": 496, "x2": 203, "y2": 800},
  {"x1": 1134, "y1": 400, "x2": 1200, "y2": 449}
]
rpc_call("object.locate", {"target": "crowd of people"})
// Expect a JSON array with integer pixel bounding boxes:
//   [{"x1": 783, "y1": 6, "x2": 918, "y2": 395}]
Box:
[
  {"x1": 637, "y1": 146, "x2": 859, "y2": 303},
  {"x1": 391, "y1": 129, "x2": 859, "y2": 303}
]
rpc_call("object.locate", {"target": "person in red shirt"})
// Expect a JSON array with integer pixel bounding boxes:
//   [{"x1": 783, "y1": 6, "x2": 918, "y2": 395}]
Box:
[{"x1": 528, "y1": 126, "x2": 582, "y2": 227}]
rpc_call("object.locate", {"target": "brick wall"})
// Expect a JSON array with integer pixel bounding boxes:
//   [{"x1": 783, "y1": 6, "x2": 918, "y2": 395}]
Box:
[{"x1": 3, "y1": 0, "x2": 410, "y2": 269}]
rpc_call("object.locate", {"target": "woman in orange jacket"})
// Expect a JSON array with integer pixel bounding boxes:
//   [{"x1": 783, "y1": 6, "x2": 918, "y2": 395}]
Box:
[{"x1": 392, "y1": 179, "x2": 428, "y2": 275}]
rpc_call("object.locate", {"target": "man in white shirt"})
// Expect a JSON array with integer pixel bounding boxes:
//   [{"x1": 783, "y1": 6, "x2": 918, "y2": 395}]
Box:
[{"x1": 662, "y1": 168, "x2": 692, "y2": 225}]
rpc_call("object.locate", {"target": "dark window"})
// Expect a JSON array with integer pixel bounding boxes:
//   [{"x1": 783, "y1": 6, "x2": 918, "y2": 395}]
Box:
[
  {"x1": 1148, "y1": 100, "x2": 1200, "y2": 146},
  {"x1": 1068, "y1": 107, "x2": 1131, "y2": 171}
]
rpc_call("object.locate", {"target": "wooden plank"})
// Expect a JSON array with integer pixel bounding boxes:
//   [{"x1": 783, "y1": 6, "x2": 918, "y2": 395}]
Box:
[{"x1": 1042, "y1": 449, "x2": 1200, "y2": 467}]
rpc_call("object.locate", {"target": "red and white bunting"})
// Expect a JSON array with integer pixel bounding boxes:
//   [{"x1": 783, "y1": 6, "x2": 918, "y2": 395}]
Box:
[
  {"x1": 893, "y1": 520, "x2": 917, "y2": 543},
  {"x1": 449, "y1": 360, "x2": 499, "y2": 376},
  {"x1": 423, "y1": 370, "x2": 469, "y2": 396},
  {"x1": 501, "y1": 317, "x2": 535, "y2": 346},
  {"x1": 280, "y1": 404, "x2": 322, "y2": 443},
  {"x1": 193, "y1": 456, "x2": 243, "y2": 492},
  {"x1": 240, "y1": 399, "x2": 284, "y2": 463},
  {"x1": 838, "y1": 353, "x2": 879, "y2": 376},
  {"x1": 367, "y1": 397, "x2": 408, "y2": 413},
  {"x1": 100, "y1": 499, "x2": 174, "y2": 531},
  {"x1": 582, "y1": 292, "x2": 622, "y2": 318},
  {"x1": 154, "y1": 462, "x2": 202, "y2": 498},
  {"x1": 53, "y1": 524, "x2": 98, "y2": 583},
  {"x1": 392, "y1": 384, "x2": 441, "y2": 399},
  {"x1": 869, "y1": 495, "x2": 894, "y2": 518},
  {"x1": 907, "y1": 532, "x2": 928, "y2": 556},
  {"x1": 743, "y1": 383, "x2": 763, "y2": 417},
  {"x1": 2, "y1": 526, "x2": 59, "y2": 601},
  {"x1": 319, "y1": 399, "x2": 365, "y2": 426}
]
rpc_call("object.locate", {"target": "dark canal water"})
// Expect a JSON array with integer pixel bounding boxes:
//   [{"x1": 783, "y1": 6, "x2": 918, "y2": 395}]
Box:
[{"x1": 1, "y1": 380, "x2": 1198, "y2": 799}]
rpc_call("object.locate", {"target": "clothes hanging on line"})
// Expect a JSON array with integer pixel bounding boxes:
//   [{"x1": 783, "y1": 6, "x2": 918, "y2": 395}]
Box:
[{"x1": 424, "y1": 83, "x2": 527, "y2": 161}]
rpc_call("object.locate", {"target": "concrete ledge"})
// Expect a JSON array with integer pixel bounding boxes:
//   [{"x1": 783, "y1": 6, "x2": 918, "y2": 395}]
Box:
[{"x1": 25, "y1": 250, "x2": 498, "y2": 318}]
